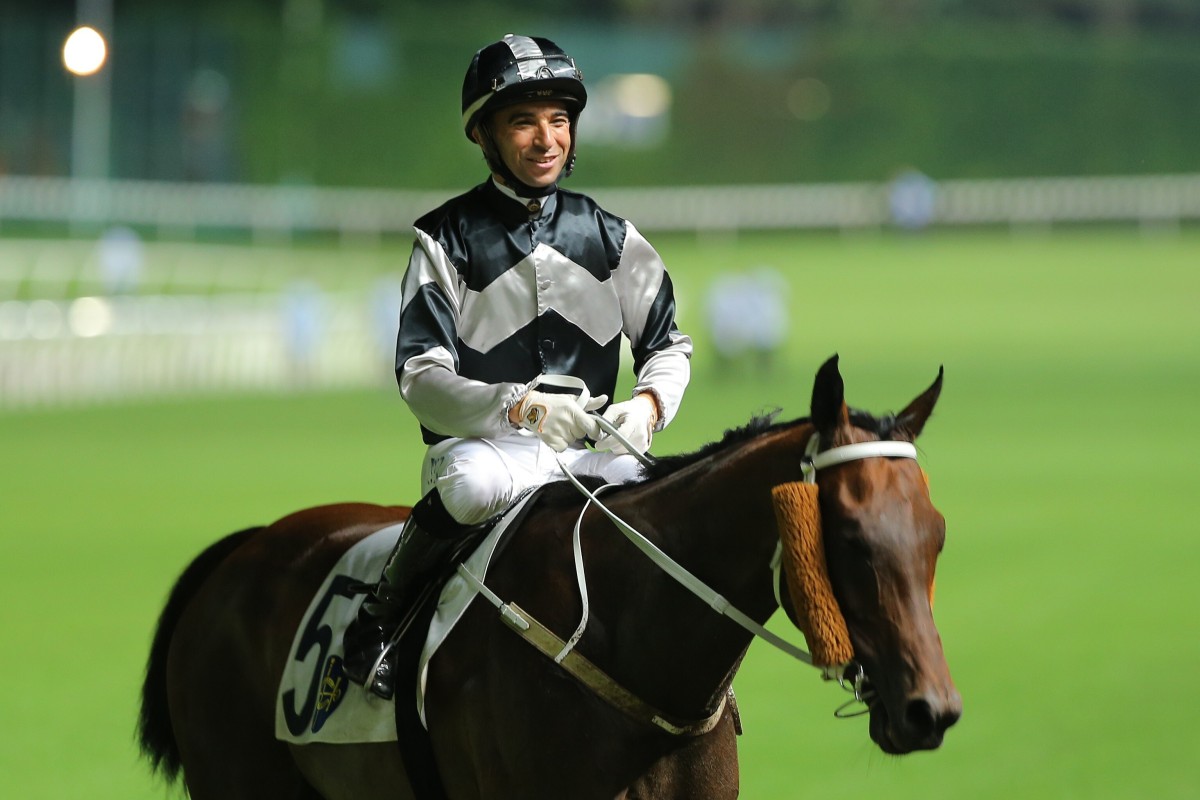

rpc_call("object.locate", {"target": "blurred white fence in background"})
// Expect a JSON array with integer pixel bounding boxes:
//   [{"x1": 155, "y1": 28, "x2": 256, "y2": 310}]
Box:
[
  {"x1": 0, "y1": 290, "x2": 398, "y2": 409},
  {"x1": 2, "y1": 172, "x2": 1198, "y2": 409},
  {"x1": 0, "y1": 233, "x2": 402, "y2": 409},
  {"x1": 3, "y1": 173, "x2": 1200, "y2": 240}
]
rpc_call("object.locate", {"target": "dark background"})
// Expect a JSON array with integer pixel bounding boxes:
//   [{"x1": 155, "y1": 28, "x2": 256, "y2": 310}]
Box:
[{"x1": 4, "y1": 0, "x2": 1199, "y2": 188}]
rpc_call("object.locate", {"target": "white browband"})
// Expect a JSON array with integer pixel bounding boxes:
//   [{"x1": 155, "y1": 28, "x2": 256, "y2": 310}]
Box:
[{"x1": 801, "y1": 435, "x2": 917, "y2": 483}]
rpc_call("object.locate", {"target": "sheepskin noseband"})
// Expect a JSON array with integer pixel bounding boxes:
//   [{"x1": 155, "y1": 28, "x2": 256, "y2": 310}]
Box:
[{"x1": 770, "y1": 481, "x2": 855, "y2": 668}]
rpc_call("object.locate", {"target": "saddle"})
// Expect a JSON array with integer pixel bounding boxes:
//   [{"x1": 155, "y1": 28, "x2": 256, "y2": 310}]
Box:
[
  {"x1": 388, "y1": 485, "x2": 551, "y2": 800},
  {"x1": 273, "y1": 483, "x2": 567, "y2": 798}
]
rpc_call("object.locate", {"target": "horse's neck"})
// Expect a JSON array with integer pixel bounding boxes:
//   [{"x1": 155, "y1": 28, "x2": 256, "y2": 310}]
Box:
[
  {"x1": 599, "y1": 423, "x2": 811, "y2": 716},
  {"x1": 647, "y1": 422, "x2": 810, "y2": 595}
]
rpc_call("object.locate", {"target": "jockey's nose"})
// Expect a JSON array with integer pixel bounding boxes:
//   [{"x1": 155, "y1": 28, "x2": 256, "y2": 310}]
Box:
[{"x1": 532, "y1": 120, "x2": 554, "y2": 148}]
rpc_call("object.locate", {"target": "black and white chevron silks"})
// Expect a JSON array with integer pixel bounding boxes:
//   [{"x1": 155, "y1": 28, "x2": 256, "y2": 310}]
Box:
[{"x1": 396, "y1": 179, "x2": 691, "y2": 445}]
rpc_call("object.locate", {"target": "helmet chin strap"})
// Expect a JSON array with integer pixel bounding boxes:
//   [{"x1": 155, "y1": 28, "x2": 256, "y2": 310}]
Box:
[{"x1": 475, "y1": 121, "x2": 577, "y2": 199}]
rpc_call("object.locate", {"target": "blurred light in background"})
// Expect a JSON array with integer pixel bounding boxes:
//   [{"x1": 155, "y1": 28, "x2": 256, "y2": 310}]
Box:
[
  {"x1": 613, "y1": 73, "x2": 672, "y2": 118},
  {"x1": 585, "y1": 73, "x2": 672, "y2": 148},
  {"x1": 62, "y1": 26, "x2": 108, "y2": 77},
  {"x1": 68, "y1": 296, "x2": 114, "y2": 338},
  {"x1": 65, "y1": 8, "x2": 113, "y2": 183}
]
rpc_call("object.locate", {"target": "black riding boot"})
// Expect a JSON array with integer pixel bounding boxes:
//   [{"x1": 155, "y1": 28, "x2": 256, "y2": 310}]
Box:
[{"x1": 342, "y1": 518, "x2": 457, "y2": 699}]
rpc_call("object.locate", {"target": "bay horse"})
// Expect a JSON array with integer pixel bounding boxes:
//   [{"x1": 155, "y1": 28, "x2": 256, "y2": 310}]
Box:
[{"x1": 138, "y1": 356, "x2": 960, "y2": 799}]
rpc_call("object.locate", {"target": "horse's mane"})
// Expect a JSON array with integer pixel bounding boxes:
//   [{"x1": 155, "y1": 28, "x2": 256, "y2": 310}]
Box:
[
  {"x1": 535, "y1": 406, "x2": 902, "y2": 506},
  {"x1": 537, "y1": 474, "x2": 611, "y2": 508},
  {"x1": 640, "y1": 406, "x2": 904, "y2": 483},
  {"x1": 639, "y1": 411, "x2": 799, "y2": 482}
]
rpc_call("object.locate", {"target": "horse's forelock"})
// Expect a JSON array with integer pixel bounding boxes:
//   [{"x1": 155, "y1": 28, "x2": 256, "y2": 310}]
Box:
[{"x1": 848, "y1": 409, "x2": 904, "y2": 441}]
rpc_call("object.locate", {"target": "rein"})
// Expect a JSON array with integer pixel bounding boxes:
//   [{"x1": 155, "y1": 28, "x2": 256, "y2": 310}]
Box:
[
  {"x1": 467, "y1": 423, "x2": 919, "y2": 737},
  {"x1": 559, "y1": 432, "x2": 917, "y2": 668}
]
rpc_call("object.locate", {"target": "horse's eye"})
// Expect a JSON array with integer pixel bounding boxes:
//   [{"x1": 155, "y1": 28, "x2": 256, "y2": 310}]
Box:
[{"x1": 828, "y1": 533, "x2": 874, "y2": 571}]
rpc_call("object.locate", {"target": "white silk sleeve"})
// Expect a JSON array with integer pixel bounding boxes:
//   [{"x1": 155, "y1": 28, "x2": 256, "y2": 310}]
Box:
[
  {"x1": 613, "y1": 222, "x2": 692, "y2": 429},
  {"x1": 633, "y1": 344, "x2": 691, "y2": 430},
  {"x1": 399, "y1": 350, "x2": 527, "y2": 439}
]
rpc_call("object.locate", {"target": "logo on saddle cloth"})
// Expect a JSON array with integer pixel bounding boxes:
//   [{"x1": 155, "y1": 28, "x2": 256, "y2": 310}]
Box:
[{"x1": 312, "y1": 655, "x2": 349, "y2": 733}]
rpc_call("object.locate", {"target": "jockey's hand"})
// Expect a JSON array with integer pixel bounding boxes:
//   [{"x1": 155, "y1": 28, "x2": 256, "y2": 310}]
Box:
[
  {"x1": 515, "y1": 390, "x2": 607, "y2": 452},
  {"x1": 594, "y1": 394, "x2": 659, "y2": 456}
]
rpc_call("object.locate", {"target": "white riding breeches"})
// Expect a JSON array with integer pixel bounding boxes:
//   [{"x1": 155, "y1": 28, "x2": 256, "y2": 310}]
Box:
[{"x1": 421, "y1": 431, "x2": 644, "y2": 526}]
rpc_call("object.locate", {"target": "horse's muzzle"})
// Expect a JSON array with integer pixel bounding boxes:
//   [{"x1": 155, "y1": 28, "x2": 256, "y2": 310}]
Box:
[{"x1": 868, "y1": 685, "x2": 962, "y2": 754}]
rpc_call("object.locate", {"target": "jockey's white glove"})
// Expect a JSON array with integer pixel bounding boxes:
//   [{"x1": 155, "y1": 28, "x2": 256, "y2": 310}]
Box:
[
  {"x1": 515, "y1": 390, "x2": 607, "y2": 452},
  {"x1": 594, "y1": 394, "x2": 659, "y2": 456}
]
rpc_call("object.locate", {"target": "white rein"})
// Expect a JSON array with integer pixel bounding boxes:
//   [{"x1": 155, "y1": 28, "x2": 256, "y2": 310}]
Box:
[
  {"x1": 554, "y1": 419, "x2": 919, "y2": 677},
  {"x1": 463, "y1": 374, "x2": 923, "y2": 732}
]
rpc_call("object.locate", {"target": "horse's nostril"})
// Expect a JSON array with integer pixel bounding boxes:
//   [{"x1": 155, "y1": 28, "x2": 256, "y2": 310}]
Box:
[
  {"x1": 902, "y1": 695, "x2": 960, "y2": 748},
  {"x1": 905, "y1": 698, "x2": 936, "y2": 737},
  {"x1": 905, "y1": 695, "x2": 961, "y2": 743}
]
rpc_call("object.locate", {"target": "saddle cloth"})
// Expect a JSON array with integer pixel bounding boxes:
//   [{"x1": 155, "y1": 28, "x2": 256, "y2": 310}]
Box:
[{"x1": 274, "y1": 491, "x2": 535, "y2": 745}]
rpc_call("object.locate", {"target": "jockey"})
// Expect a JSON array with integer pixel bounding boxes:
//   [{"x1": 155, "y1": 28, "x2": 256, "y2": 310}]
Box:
[{"x1": 343, "y1": 34, "x2": 693, "y2": 699}]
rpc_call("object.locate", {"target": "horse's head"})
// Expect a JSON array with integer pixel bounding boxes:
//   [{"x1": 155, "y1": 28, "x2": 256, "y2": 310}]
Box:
[{"x1": 808, "y1": 355, "x2": 961, "y2": 754}]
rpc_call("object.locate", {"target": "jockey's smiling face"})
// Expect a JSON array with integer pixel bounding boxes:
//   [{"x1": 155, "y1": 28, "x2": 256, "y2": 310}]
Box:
[{"x1": 480, "y1": 100, "x2": 572, "y2": 190}]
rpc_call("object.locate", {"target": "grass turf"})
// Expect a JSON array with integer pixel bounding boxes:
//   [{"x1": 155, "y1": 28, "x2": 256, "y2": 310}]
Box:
[{"x1": 1, "y1": 225, "x2": 1197, "y2": 798}]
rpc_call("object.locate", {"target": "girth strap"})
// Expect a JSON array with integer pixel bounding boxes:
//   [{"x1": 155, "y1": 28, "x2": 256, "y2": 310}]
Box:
[{"x1": 458, "y1": 565, "x2": 726, "y2": 737}]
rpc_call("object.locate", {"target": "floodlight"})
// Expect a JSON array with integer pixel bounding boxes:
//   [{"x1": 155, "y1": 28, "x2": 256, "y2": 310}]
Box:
[{"x1": 63, "y1": 26, "x2": 108, "y2": 77}]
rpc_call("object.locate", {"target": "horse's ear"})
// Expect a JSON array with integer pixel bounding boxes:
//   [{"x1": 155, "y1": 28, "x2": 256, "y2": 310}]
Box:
[
  {"x1": 811, "y1": 354, "x2": 848, "y2": 435},
  {"x1": 896, "y1": 365, "x2": 944, "y2": 440}
]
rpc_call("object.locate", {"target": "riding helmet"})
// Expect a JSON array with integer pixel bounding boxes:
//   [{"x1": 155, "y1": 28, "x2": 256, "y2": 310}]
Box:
[
  {"x1": 461, "y1": 34, "x2": 587, "y2": 191},
  {"x1": 461, "y1": 34, "x2": 587, "y2": 140}
]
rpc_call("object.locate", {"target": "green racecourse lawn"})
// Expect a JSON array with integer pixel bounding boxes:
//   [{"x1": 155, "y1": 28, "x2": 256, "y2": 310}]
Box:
[{"x1": 2, "y1": 226, "x2": 1198, "y2": 798}]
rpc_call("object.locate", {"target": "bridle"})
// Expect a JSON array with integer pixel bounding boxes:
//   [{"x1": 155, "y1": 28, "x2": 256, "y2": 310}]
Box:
[
  {"x1": 462, "y1": 417, "x2": 919, "y2": 735},
  {"x1": 795, "y1": 432, "x2": 920, "y2": 718},
  {"x1": 800, "y1": 433, "x2": 919, "y2": 483}
]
